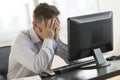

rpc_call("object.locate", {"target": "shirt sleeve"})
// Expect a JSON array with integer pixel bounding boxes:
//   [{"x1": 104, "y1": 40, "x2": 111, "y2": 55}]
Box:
[
  {"x1": 55, "y1": 39, "x2": 69, "y2": 64},
  {"x1": 12, "y1": 37, "x2": 54, "y2": 74}
]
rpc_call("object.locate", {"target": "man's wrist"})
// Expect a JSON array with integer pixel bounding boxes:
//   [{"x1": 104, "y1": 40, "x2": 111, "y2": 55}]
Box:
[{"x1": 43, "y1": 39, "x2": 54, "y2": 50}]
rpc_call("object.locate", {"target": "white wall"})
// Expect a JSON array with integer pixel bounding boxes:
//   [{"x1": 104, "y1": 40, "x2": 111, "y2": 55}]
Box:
[
  {"x1": 98, "y1": 0, "x2": 120, "y2": 53},
  {"x1": 38, "y1": 0, "x2": 98, "y2": 44}
]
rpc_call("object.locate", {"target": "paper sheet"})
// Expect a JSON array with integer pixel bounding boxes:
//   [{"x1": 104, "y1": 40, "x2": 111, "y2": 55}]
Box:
[{"x1": 11, "y1": 75, "x2": 41, "y2": 80}]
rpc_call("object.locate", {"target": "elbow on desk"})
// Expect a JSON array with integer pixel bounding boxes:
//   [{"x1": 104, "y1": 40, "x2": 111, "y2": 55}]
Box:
[
  {"x1": 32, "y1": 57, "x2": 49, "y2": 74},
  {"x1": 31, "y1": 65, "x2": 45, "y2": 74}
]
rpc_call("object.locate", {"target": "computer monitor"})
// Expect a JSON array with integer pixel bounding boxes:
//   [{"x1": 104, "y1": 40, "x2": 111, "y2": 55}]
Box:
[{"x1": 67, "y1": 11, "x2": 113, "y2": 67}]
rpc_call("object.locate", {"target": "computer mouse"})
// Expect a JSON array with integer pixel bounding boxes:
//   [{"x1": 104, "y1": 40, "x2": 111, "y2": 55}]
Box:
[
  {"x1": 107, "y1": 55, "x2": 120, "y2": 61},
  {"x1": 41, "y1": 69, "x2": 55, "y2": 77}
]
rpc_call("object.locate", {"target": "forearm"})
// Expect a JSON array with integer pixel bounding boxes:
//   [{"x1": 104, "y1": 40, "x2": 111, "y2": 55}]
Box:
[
  {"x1": 13, "y1": 39, "x2": 54, "y2": 74},
  {"x1": 33, "y1": 39, "x2": 54, "y2": 73},
  {"x1": 55, "y1": 39, "x2": 69, "y2": 64}
]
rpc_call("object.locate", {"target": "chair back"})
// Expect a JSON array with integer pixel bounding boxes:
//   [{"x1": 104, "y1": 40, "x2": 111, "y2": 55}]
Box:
[{"x1": 0, "y1": 46, "x2": 11, "y2": 74}]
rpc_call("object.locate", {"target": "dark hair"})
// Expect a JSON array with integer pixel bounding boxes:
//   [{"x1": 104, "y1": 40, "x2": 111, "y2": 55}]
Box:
[{"x1": 33, "y1": 3, "x2": 60, "y2": 21}]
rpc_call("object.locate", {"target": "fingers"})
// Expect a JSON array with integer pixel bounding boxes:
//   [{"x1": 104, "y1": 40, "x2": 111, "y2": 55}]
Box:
[
  {"x1": 56, "y1": 17, "x2": 60, "y2": 24},
  {"x1": 42, "y1": 17, "x2": 60, "y2": 29},
  {"x1": 54, "y1": 17, "x2": 60, "y2": 39},
  {"x1": 40, "y1": 17, "x2": 60, "y2": 40},
  {"x1": 44, "y1": 17, "x2": 60, "y2": 34},
  {"x1": 40, "y1": 18, "x2": 46, "y2": 32},
  {"x1": 45, "y1": 17, "x2": 60, "y2": 29},
  {"x1": 50, "y1": 18, "x2": 55, "y2": 30},
  {"x1": 55, "y1": 17, "x2": 60, "y2": 31},
  {"x1": 46, "y1": 18, "x2": 56, "y2": 30}
]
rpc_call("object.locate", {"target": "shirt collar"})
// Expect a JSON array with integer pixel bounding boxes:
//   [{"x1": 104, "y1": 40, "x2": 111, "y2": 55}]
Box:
[{"x1": 30, "y1": 27, "x2": 42, "y2": 43}]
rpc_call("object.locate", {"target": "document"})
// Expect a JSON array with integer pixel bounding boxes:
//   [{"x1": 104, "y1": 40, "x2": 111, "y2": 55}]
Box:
[{"x1": 11, "y1": 75, "x2": 41, "y2": 80}]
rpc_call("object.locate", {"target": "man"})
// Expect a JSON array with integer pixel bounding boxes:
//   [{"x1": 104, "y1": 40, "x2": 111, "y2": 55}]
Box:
[{"x1": 7, "y1": 3, "x2": 69, "y2": 80}]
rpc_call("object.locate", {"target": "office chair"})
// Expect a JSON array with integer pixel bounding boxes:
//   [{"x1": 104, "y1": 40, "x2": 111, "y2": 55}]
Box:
[{"x1": 0, "y1": 46, "x2": 11, "y2": 80}]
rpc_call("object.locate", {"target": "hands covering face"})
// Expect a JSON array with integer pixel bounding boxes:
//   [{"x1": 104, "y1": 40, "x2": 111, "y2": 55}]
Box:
[
  {"x1": 36, "y1": 17, "x2": 60, "y2": 40},
  {"x1": 54, "y1": 17, "x2": 60, "y2": 39}
]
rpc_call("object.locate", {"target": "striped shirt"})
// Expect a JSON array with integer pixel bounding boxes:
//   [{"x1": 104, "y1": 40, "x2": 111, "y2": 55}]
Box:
[{"x1": 7, "y1": 27, "x2": 68, "y2": 80}]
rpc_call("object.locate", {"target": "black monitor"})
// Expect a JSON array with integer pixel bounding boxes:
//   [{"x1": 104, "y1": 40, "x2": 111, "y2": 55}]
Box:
[{"x1": 67, "y1": 11, "x2": 113, "y2": 67}]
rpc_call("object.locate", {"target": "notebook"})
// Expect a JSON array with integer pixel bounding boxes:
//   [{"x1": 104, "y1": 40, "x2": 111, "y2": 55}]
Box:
[{"x1": 11, "y1": 75, "x2": 41, "y2": 80}]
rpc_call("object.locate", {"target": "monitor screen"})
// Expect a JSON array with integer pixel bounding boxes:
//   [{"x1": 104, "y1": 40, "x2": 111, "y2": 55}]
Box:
[{"x1": 67, "y1": 11, "x2": 113, "y2": 66}]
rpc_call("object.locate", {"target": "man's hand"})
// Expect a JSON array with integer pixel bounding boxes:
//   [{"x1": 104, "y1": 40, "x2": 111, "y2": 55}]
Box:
[
  {"x1": 54, "y1": 17, "x2": 60, "y2": 39},
  {"x1": 38, "y1": 18, "x2": 56, "y2": 40},
  {"x1": 35, "y1": 17, "x2": 60, "y2": 40}
]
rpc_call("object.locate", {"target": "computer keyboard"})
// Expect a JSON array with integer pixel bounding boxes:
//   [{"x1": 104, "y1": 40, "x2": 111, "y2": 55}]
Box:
[
  {"x1": 52, "y1": 55, "x2": 120, "y2": 74},
  {"x1": 52, "y1": 59, "x2": 95, "y2": 74}
]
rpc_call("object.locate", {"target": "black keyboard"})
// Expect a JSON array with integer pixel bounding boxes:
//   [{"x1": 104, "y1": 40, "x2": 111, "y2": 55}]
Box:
[
  {"x1": 52, "y1": 59, "x2": 95, "y2": 74},
  {"x1": 52, "y1": 55, "x2": 120, "y2": 74}
]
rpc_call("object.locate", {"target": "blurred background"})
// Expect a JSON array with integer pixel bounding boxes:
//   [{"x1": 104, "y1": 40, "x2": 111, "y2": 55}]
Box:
[{"x1": 0, "y1": 0, "x2": 120, "y2": 57}]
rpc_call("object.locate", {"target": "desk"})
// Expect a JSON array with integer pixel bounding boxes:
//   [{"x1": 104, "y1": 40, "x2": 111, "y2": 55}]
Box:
[{"x1": 42, "y1": 60, "x2": 120, "y2": 80}]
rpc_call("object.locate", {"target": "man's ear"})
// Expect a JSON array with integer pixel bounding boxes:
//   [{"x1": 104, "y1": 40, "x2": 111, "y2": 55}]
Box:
[
  {"x1": 33, "y1": 21, "x2": 42, "y2": 32},
  {"x1": 32, "y1": 21, "x2": 37, "y2": 28}
]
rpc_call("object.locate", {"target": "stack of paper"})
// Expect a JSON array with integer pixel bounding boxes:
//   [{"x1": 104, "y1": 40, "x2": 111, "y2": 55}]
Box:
[{"x1": 11, "y1": 75, "x2": 41, "y2": 80}]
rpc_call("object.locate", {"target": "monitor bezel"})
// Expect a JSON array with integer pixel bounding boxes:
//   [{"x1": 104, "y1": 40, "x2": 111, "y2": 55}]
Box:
[{"x1": 67, "y1": 11, "x2": 113, "y2": 61}]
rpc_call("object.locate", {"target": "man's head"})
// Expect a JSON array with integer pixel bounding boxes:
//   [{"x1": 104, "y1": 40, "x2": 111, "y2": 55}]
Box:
[
  {"x1": 33, "y1": 3, "x2": 60, "y2": 22},
  {"x1": 32, "y1": 3, "x2": 60, "y2": 40}
]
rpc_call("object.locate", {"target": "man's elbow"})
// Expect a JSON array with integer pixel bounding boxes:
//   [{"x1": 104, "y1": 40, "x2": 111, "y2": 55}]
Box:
[{"x1": 32, "y1": 64, "x2": 47, "y2": 74}]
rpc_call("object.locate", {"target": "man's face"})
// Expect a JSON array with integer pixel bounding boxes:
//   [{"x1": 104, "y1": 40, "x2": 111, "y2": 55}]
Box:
[
  {"x1": 38, "y1": 17, "x2": 60, "y2": 32},
  {"x1": 33, "y1": 17, "x2": 60, "y2": 40}
]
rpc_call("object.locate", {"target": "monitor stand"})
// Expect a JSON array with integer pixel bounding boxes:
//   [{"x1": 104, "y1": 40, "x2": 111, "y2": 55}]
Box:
[
  {"x1": 79, "y1": 48, "x2": 111, "y2": 69},
  {"x1": 52, "y1": 48, "x2": 111, "y2": 74},
  {"x1": 93, "y1": 48, "x2": 111, "y2": 68}
]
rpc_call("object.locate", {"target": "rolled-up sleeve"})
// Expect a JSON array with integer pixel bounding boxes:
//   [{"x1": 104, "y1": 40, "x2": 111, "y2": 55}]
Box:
[{"x1": 55, "y1": 39, "x2": 69, "y2": 64}]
